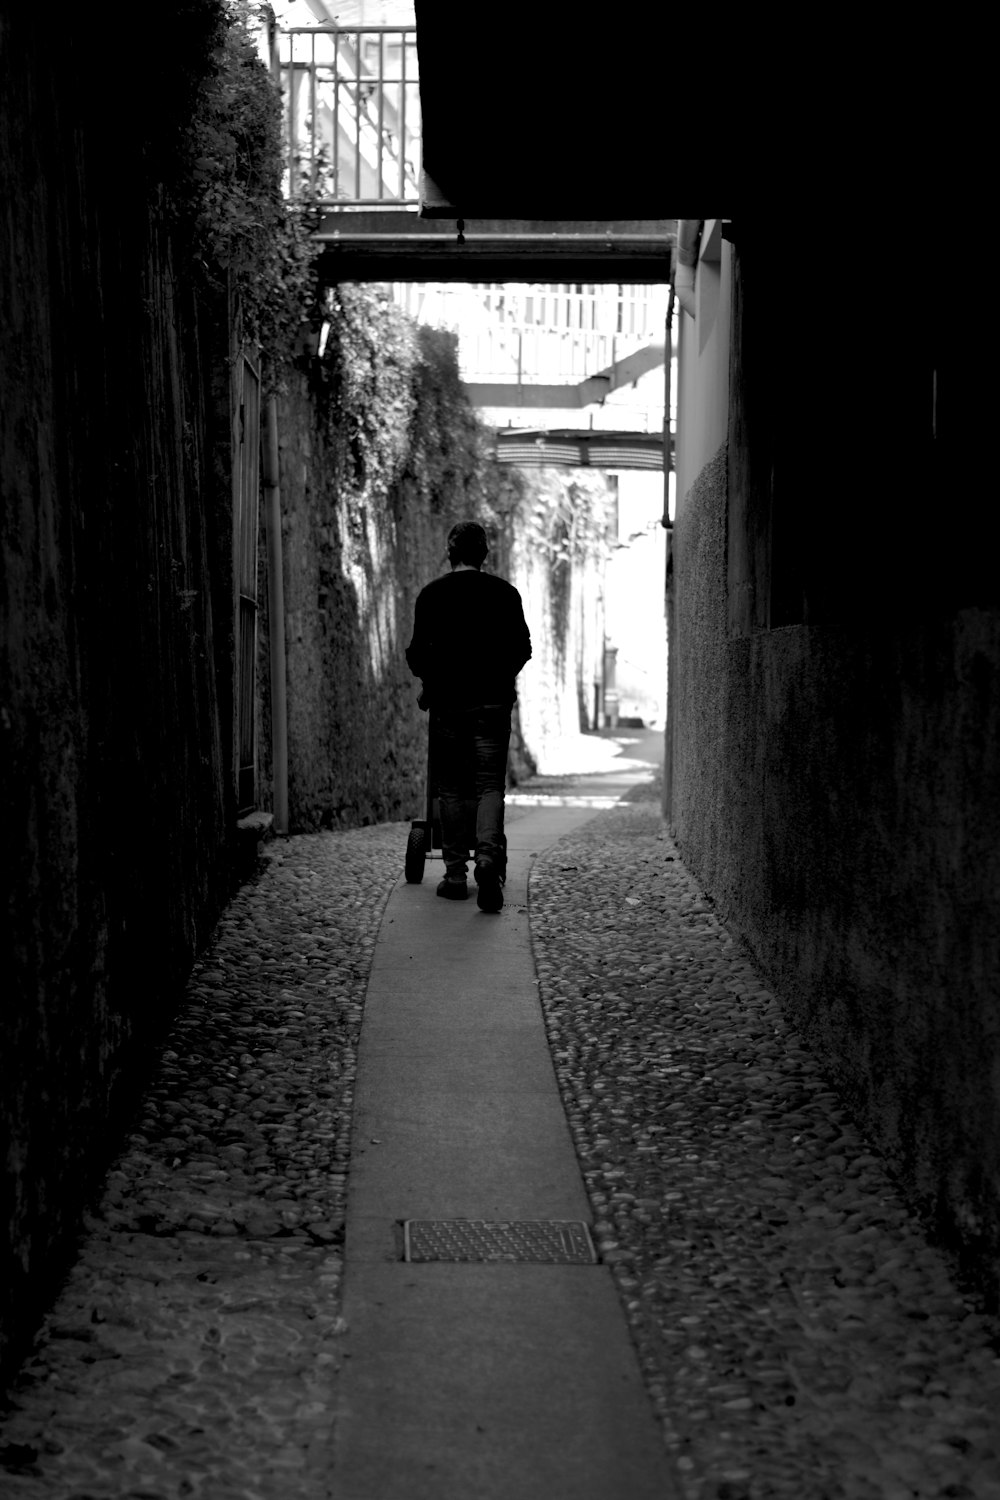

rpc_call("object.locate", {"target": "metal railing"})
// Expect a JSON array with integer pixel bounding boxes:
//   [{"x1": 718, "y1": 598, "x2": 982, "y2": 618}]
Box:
[
  {"x1": 468, "y1": 284, "x2": 666, "y2": 338},
  {"x1": 391, "y1": 283, "x2": 670, "y2": 386},
  {"x1": 277, "y1": 25, "x2": 421, "y2": 206}
]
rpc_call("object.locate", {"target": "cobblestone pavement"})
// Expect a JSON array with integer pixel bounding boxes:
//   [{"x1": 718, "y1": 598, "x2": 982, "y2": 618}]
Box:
[
  {"x1": 0, "y1": 825, "x2": 405, "y2": 1500},
  {"x1": 531, "y1": 785, "x2": 1000, "y2": 1500},
  {"x1": 2, "y1": 794, "x2": 999, "y2": 1499}
]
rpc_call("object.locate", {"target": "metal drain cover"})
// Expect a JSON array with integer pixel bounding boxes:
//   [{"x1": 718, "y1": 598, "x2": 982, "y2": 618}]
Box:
[{"x1": 403, "y1": 1219, "x2": 597, "y2": 1264}]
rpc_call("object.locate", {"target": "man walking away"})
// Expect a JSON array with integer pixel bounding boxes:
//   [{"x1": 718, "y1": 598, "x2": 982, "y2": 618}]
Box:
[{"x1": 406, "y1": 521, "x2": 532, "y2": 912}]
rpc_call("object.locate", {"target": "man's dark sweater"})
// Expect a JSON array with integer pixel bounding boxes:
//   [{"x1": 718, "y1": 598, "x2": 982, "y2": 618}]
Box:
[{"x1": 405, "y1": 568, "x2": 532, "y2": 710}]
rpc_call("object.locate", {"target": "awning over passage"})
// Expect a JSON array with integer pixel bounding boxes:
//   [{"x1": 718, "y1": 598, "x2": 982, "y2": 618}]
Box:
[{"x1": 492, "y1": 429, "x2": 664, "y2": 471}]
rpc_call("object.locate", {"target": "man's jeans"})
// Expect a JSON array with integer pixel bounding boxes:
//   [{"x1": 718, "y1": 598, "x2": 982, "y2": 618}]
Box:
[{"x1": 432, "y1": 706, "x2": 511, "y2": 879}]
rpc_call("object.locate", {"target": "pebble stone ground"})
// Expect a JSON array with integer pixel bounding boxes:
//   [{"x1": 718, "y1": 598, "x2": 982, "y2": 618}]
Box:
[
  {"x1": 0, "y1": 825, "x2": 405, "y2": 1500},
  {"x1": 530, "y1": 783, "x2": 1000, "y2": 1500},
  {"x1": 1, "y1": 790, "x2": 999, "y2": 1500}
]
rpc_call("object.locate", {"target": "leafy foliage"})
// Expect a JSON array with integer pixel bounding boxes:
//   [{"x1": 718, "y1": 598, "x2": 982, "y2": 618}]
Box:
[
  {"x1": 311, "y1": 286, "x2": 418, "y2": 495},
  {"x1": 168, "y1": 0, "x2": 323, "y2": 389},
  {"x1": 163, "y1": 0, "x2": 614, "y2": 594},
  {"x1": 402, "y1": 328, "x2": 490, "y2": 514},
  {"x1": 310, "y1": 289, "x2": 526, "y2": 561}
]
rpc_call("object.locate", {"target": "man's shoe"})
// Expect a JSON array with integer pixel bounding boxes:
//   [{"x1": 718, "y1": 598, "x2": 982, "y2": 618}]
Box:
[
  {"x1": 436, "y1": 877, "x2": 469, "y2": 900},
  {"x1": 474, "y1": 862, "x2": 504, "y2": 913}
]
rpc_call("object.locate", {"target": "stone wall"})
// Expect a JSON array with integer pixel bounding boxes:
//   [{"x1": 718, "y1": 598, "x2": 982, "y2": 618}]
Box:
[
  {"x1": 258, "y1": 317, "x2": 524, "y2": 833},
  {"x1": 273, "y1": 382, "x2": 437, "y2": 831},
  {"x1": 1, "y1": 10, "x2": 238, "y2": 1379},
  {"x1": 254, "y1": 356, "x2": 614, "y2": 826},
  {"x1": 670, "y1": 239, "x2": 1000, "y2": 1300}
]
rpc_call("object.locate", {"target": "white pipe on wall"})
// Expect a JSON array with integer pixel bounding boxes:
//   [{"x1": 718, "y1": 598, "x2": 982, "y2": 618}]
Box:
[
  {"x1": 675, "y1": 218, "x2": 701, "y2": 319},
  {"x1": 263, "y1": 395, "x2": 289, "y2": 835},
  {"x1": 662, "y1": 284, "x2": 675, "y2": 528}
]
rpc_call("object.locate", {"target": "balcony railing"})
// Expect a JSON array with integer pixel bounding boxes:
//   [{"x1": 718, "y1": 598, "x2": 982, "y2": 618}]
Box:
[
  {"x1": 277, "y1": 25, "x2": 421, "y2": 207},
  {"x1": 391, "y1": 283, "x2": 669, "y2": 386}
]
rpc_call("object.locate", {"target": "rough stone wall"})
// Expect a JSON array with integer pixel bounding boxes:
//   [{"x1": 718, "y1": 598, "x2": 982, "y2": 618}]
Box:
[
  {"x1": 274, "y1": 381, "x2": 433, "y2": 831},
  {"x1": 263, "y1": 329, "x2": 505, "y2": 833},
  {"x1": 1, "y1": 12, "x2": 237, "y2": 1379},
  {"x1": 255, "y1": 377, "x2": 611, "y2": 826},
  {"x1": 671, "y1": 243, "x2": 1000, "y2": 1299}
]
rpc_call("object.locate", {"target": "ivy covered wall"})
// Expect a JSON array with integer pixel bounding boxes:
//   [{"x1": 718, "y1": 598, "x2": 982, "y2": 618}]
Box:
[
  {"x1": 260, "y1": 289, "x2": 531, "y2": 832},
  {"x1": 255, "y1": 293, "x2": 616, "y2": 830}
]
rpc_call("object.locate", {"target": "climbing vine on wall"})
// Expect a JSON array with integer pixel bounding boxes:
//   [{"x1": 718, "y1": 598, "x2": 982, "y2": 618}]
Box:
[
  {"x1": 171, "y1": 1, "x2": 614, "y2": 627},
  {"x1": 310, "y1": 289, "x2": 613, "y2": 619},
  {"x1": 401, "y1": 327, "x2": 493, "y2": 515},
  {"x1": 166, "y1": 0, "x2": 324, "y2": 390},
  {"x1": 312, "y1": 285, "x2": 417, "y2": 501},
  {"x1": 311, "y1": 287, "x2": 524, "y2": 559}
]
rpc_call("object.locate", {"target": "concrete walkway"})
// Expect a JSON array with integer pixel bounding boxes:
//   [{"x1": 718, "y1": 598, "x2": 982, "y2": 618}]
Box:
[{"x1": 334, "y1": 803, "x2": 679, "y2": 1500}]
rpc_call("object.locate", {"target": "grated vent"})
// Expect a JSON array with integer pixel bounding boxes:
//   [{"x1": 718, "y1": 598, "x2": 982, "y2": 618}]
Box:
[{"x1": 403, "y1": 1219, "x2": 597, "y2": 1264}]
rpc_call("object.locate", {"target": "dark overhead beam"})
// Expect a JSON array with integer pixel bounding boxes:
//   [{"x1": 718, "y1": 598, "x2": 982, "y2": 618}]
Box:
[
  {"x1": 316, "y1": 249, "x2": 672, "y2": 284},
  {"x1": 316, "y1": 214, "x2": 674, "y2": 240},
  {"x1": 313, "y1": 216, "x2": 673, "y2": 283}
]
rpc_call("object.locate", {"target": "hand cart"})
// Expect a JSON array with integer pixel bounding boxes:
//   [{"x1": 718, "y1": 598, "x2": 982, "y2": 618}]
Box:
[{"x1": 404, "y1": 721, "x2": 477, "y2": 883}]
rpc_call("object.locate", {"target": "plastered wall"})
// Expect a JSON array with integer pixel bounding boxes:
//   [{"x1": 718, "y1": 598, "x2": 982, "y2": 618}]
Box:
[{"x1": 671, "y1": 234, "x2": 1000, "y2": 1300}]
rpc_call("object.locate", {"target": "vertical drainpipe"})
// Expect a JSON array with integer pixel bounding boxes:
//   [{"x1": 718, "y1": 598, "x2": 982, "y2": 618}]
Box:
[
  {"x1": 263, "y1": 395, "x2": 289, "y2": 834},
  {"x1": 662, "y1": 282, "x2": 676, "y2": 823},
  {"x1": 674, "y1": 218, "x2": 701, "y2": 318}
]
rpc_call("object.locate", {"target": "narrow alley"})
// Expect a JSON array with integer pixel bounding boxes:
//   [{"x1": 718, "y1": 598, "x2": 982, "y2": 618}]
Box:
[
  {"x1": 4, "y1": 9, "x2": 999, "y2": 1500},
  {"x1": 1, "y1": 742, "x2": 997, "y2": 1500}
]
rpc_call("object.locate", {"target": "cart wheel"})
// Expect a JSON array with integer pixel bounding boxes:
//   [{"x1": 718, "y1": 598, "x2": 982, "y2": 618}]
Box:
[{"x1": 404, "y1": 825, "x2": 428, "y2": 883}]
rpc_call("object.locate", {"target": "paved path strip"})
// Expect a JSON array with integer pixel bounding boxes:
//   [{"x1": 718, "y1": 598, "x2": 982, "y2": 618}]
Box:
[
  {"x1": 12, "y1": 737, "x2": 996, "y2": 1500},
  {"x1": 335, "y1": 805, "x2": 680, "y2": 1500}
]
